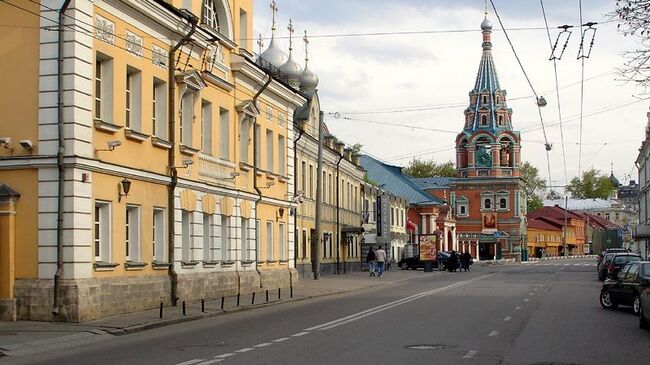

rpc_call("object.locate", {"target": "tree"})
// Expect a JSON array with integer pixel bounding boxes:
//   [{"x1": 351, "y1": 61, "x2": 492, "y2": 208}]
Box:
[
  {"x1": 520, "y1": 162, "x2": 547, "y2": 214},
  {"x1": 614, "y1": 1, "x2": 650, "y2": 85},
  {"x1": 403, "y1": 158, "x2": 456, "y2": 178},
  {"x1": 565, "y1": 169, "x2": 615, "y2": 199}
]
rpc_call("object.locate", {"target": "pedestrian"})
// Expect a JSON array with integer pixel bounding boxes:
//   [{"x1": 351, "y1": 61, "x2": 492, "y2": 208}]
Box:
[
  {"x1": 462, "y1": 251, "x2": 472, "y2": 272},
  {"x1": 366, "y1": 246, "x2": 376, "y2": 277},
  {"x1": 375, "y1": 245, "x2": 387, "y2": 277},
  {"x1": 449, "y1": 250, "x2": 459, "y2": 272}
]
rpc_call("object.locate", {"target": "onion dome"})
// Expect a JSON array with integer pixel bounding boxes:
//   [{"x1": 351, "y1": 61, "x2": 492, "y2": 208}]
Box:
[
  {"x1": 481, "y1": 16, "x2": 492, "y2": 31},
  {"x1": 609, "y1": 172, "x2": 620, "y2": 187},
  {"x1": 258, "y1": 35, "x2": 287, "y2": 69},
  {"x1": 300, "y1": 30, "x2": 319, "y2": 94},
  {"x1": 280, "y1": 52, "x2": 303, "y2": 89}
]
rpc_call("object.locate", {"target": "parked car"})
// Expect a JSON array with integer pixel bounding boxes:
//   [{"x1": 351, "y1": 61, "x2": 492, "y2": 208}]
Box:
[
  {"x1": 639, "y1": 263, "x2": 650, "y2": 329},
  {"x1": 597, "y1": 248, "x2": 630, "y2": 271},
  {"x1": 600, "y1": 261, "x2": 650, "y2": 317},
  {"x1": 598, "y1": 253, "x2": 642, "y2": 281},
  {"x1": 398, "y1": 251, "x2": 453, "y2": 271}
]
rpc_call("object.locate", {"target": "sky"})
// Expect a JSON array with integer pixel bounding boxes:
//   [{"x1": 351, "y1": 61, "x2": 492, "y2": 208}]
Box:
[{"x1": 253, "y1": 0, "x2": 649, "y2": 191}]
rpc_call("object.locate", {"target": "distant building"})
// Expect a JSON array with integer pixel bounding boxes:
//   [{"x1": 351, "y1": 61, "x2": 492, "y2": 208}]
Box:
[
  {"x1": 634, "y1": 109, "x2": 650, "y2": 259},
  {"x1": 528, "y1": 206, "x2": 586, "y2": 255}
]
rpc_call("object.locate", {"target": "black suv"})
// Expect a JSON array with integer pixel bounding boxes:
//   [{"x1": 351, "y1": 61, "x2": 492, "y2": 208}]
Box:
[
  {"x1": 398, "y1": 251, "x2": 452, "y2": 271},
  {"x1": 598, "y1": 253, "x2": 642, "y2": 281},
  {"x1": 597, "y1": 248, "x2": 630, "y2": 271},
  {"x1": 600, "y1": 261, "x2": 650, "y2": 316}
]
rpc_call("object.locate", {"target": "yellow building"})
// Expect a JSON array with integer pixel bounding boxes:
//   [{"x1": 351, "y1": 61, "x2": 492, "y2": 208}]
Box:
[
  {"x1": 0, "y1": 0, "x2": 308, "y2": 321},
  {"x1": 293, "y1": 95, "x2": 366, "y2": 276},
  {"x1": 527, "y1": 218, "x2": 567, "y2": 258}
]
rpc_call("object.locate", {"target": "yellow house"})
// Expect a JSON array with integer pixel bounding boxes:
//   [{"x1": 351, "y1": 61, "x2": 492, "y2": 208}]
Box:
[
  {"x1": 527, "y1": 218, "x2": 566, "y2": 257},
  {"x1": 0, "y1": 0, "x2": 309, "y2": 321}
]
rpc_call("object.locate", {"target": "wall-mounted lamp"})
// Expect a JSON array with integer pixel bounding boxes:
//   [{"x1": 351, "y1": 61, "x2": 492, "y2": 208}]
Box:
[
  {"x1": 0, "y1": 137, "x2": 12, "y2": 150},
  {"x1": 97, "y1": 140, "x2": 122, "y2": 152},
  {"x1": 19, "y1": 139, "x2": 35, "y2": 152},
  {"x1": 118, "y1": 178, "x2": 131, "y2": 202},
  {"x1": 277, "y1": 207, "x2": 285, "y2": 219},
  {"x1": 170, "y1": 159, "x2": 194, "y2": 170},
  {"x1": 537, "y1": 96, "x2": 547, "y2": 107}
]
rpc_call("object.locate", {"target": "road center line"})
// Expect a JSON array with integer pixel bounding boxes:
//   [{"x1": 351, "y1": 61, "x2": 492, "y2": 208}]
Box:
[
  {"x1": 213, "y1": 353, "x2": 235, "y2": 359},
  {"x1": 196, "y1": 360, "x2": 223, "y2": 365},
  {"x1": 504, "y1": 316, "x2": 512, "y2": 322},
  {"x1": 489, "y1": 330, "x2": 499, "y2": 337},
  {"x1": 515, "y1": 306, "x2": 521, "y2": 310},
  {"x1": 273, "y1": 337, "x2": 290, "y2": 343},
  {"x1": 235, "y1": 348, "x2": 253, "y2": 353},
  {"x1": 254, "y1": 343, "x2": 272, "y2": 348},
  {"x1": 291, "y1": 332, "x2": 310, "y2": 337},
  {"x1": 305, "y1": 274, "x2": 494, "y2": 332},
  {"x1": 463, "y1": 350, "x2": 478, "y2": 359},
  {"x1": 523, "y1": 298, "x2": 530, "y2": 302},
  {"x1": 176, "y1": 360, "x2": 205, "y2": 365}
]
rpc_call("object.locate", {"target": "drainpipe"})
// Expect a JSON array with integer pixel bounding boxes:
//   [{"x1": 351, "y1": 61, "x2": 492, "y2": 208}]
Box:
[
  {"x1": 335, "y1": 153, "x2": 344, "y2": 275},
  {"x1": 168, "y1": 13, "x2": 198, "y2": 307},
  {"x1": 252, "y1": 76, "x2": 272, "y2": 287},
  {"x1": 293, "y1": 127, "x2": 304, "y2": 274},
  {"x1": 52, "y1": 0, "x2": 72, "y2": 316}
]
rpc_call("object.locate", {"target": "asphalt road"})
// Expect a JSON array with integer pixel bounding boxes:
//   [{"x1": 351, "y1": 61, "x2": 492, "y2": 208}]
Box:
[{"x1": 6, "y1": 259, "x2": 650, "y2": 365}]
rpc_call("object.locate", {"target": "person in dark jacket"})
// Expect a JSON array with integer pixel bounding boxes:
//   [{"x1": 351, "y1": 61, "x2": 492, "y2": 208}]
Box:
[
  {"x1": 366, "y1": 247, "x2": 376, "y2": 277},
  {"x1": 461, "y1": 251, "x2": 472, "y2": 271},
  {"x1": 449, "y1": 250, "x2": 459, "y2": 272}
]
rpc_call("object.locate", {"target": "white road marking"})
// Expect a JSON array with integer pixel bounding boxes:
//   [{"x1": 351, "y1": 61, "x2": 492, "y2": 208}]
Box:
[
  {"x1": 489, "y1": 330, "x2": 499, "y2": 337},
  {"x1": 196, "y1": 360, "x2": 223, "y2": 365},
  {"x1": 524, "y1": 298, "x2": 530, "y2": 302},
  {"x1": 463, "y1": 350, "x2": 478, "y2": 359},
  {"x1": 273, "y1": 337, "x2": 290, "y2": 343},
  {"x1": 291, "y1": 332, "x2": 309, "y2": 337},
  {"x1": 306, "y1": 274, "x2": 494, "y2": 331},
  {"x1": 515, "y1": 306, "x2": 521, "y2": 310},
  {"x1": 176, "y1": 360, "x2": 205, "y2": 365},
  {"x1": 504, "y1": 316, "x2": 512, "y2": 322},
  {"x1": 235, "y1": 348, "x2": 253, "y2": 353},
  {"x1": 529, "y1": 293, "x2": 535, "y2": 296},
  {"x1": 254, "y1": 343, "x2": 272, "y2": 348},
  {"x1": 534, "y1": 288, "x2": 538, "y2": 291},
  {"x1": 214, "y1": 353, "x2": 235, "y2": 359}
]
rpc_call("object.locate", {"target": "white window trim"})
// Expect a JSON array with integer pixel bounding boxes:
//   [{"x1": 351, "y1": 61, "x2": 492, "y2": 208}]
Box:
[
  {"x1": 201, "y1": 100, "x2": 213, "y2": 154},
  {"x1": 152, "y1": 78, "x2": 168, "y2": 139},
  {"x1": 94, "y1": 201, "x2": 112, "y2": 262},
  {"x1": 153, "y1": 208, "x2": 166, "y2": 262},
  {"x1": 125, "y1": 205, "x2": 141, "y2": 262},
  {"x1": 95, "y1": 53, "x2": 114, "y2": 123},
  {"x1": 221, "y1": 215, "x2": 230, "y2": 261},
  {"x1": 203, "y1": 213, "x2": 214, "y2": 262},
  {"x1": 279, "y1": 223, "x2": 286, "y2": 261},
  {"x1": 266, "y1": 221, "x2": 274, "y2": 261}
]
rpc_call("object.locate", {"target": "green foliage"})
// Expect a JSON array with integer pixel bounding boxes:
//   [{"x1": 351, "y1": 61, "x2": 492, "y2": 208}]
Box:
[
  {"x1": 364, "y1": 173, "x2": 378, "y2": 186},
  {"x1": 403, "y1": 159, "x2": 456, "y2": 178},
  {"x1": 520, "y1": 162, "x2": 547, "y2": 214},
  {"x1": 351, "y1": 143, "x2": 362, "y2": 154},
  {"x1": 565, "y1": 169, "x2": 615, "y2": 199}
]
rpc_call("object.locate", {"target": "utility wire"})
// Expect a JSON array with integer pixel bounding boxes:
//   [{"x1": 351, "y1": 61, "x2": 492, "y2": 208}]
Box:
[
  {"x1": 577, "y1": 0, "x2": 586, "y2": 177},
  {"x1": 540, "y1": 0, "x2": 569, "y2": 186}
]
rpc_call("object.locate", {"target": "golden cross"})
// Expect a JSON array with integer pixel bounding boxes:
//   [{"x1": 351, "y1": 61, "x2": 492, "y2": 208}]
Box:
[
  {"x1": 303, "y1": 30, "x2": 310, "y2": 60},
  {"x1": 287, "y1": 19, "x2": 294, "y2": 51},
  {"x1": 257, "y1": 33, "x2": 264, "y2": 54}
]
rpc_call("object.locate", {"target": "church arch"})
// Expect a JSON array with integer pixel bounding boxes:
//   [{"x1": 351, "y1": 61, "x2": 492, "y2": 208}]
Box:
[{"x1": 201, "y1": 0, "x2": 234, "y2": 40}]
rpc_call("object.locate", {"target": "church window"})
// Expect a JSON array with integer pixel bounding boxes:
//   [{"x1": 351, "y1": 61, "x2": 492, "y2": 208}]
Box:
[
  {"x1": 481, "y1": 95, "x2": 488, "y2": 104},
  {"x1": 484, "y1": 198, "x2": 492, "y2": 209},
  {"x1": 203, "y1": 0, "x2": 220, "y2": 30},
  {"x1": 499, "y1": 198, "x2": 507, "y2": 209},
  {"x1": 460, "y1": 205, "x2": 466, "y2": 215},
  {"x1": 497, "y1": 114, "x2": 504, "y2": 126},
  {"x1": 480, "y1": 114, "x2": 488, "y2": 126}
]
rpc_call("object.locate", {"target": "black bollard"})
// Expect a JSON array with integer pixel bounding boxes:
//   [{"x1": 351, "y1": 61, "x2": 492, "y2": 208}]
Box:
[
  {"x1": 252, "y1": 292, "x2": 256, "y2": 304},
  {"x1": 237, "y1": 294, "x2": 240, "y2": 306},
  {"x1": 201, "y1": 299, "x2": 205, "y2": 313},
  {"x1": 290, "y1": 286, "x2": 293, "y2": 298},
  {"x1": 265, "y1": 290, "x2": 269, "y2": 302},
  {"x1": 182, "y1": 301, "x2": 186, "y2": 316},
  {"x1": 221, "y1": 296, "x2": 225, "y2": 310},
  {"x1": 278, "y1": 288, "x2": 281, "y2": 300},
  {"x1": 159, "y1": 302, "x2": 163, "y2": 319}
]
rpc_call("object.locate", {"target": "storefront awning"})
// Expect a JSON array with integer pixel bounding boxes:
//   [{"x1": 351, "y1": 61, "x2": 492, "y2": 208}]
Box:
[{"x1": 341, "y1": 226, "x2": 364, "y2": 234}]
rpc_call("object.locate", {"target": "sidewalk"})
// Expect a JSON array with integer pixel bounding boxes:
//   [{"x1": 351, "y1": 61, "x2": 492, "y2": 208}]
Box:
[{"x1": 0, "y1": 269, "x2": 415, "y2": 358}]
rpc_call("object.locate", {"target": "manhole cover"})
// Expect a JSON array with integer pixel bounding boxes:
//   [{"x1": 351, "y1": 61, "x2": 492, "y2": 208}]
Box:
[{"x1": 405, "y1": 344, "x2": 449, "y2": 350}]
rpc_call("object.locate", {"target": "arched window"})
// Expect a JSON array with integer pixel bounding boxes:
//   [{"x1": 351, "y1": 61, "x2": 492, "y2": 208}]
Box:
[
  {"x1": 484, "y1": 199, "x2": 491, "y2": 209},
  {"x1": 203, "y1": 0, "x2": 219, "y2": 30},
  {"x1": 499, "y1": 198, "x2": 507, "y2": 209},
  {"x1": 460, "y1": 205, "x2": 466, "y2": 214},
  {"x1": 498, "y1": 114, "x2": 504, "y2": 126},
  {"x1": 480, "y1": 114, "x2": 488, "y2": 126}
]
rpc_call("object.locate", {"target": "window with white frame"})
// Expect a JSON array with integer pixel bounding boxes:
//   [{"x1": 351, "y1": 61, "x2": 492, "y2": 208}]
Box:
[
  {"x1": 152, "y1": 78, "x2": 167, "y2": 139},
  {"x1": 201, "y1": 100, "x2": 212, "y2": 154},
  {"x1": 254, "y1": 124, "x2": 261, "y2": 166},
  {"x1": 220, "y1": 108, "x2": 229, "y2": 160},
  {"x1": 203, "y1": 213, "x2": 214, "y2": 262},
  {"x1": 456, "y1": 197, "x2": 469, "y2": 217},
  {"x1": 301, "y1": 161, "x2": 306, "y2": 193},
  {"x1": 239, "y1": 8, "x2": 248, "y2": 49},
  {"x1": 309, "y1": 165, "x2": 314, "y2": 198},
  {"x1": 94, "y1": 201, "x2": 111, "y2": 262},
  {"x1": 279, "y1": 223, "x2": 286, "y2": 261},
  {"x1": 152, "y1": 208, "x2": 166, "y2": 262},
  {"x1": 94, "y1": 53, "x2": 114, "y2": 122},
  {"x1": 480, "y1": 114, "x2": 488, "y2": 126},
  {"x1": 497, "y1": 191, "x2": 509, "y2": 211},
  {"x1": 125, "y1": 205, "x2": 140, "y2": 262},
  {"x1": 256, "y1": 219, "x2": 261, "y2": 260},
  {"x1": 202, "y1": 0, "x2": 219, "y2": 30},
  {"x1": 182, "y1": 210, "x2": 193, "y2": 262},
  {"x1": 239, "y1": 116, "x2": 250, "y2": 164},
  {"x1": 499, "y1": 197, "x2": 507, "y2": 209},
  {"x1": 391, "y1": 207, "x2": 395, "y2": 226},
  {"x1": 278, "y1": 135, "x2": 285, "y2": 176},
  {"x1": 181, "y1": 92, "x2": 194, "y2": 146},
  {"x1": 266, "y1": 221, "x2": 274, "y2": 261},
  {"x1": 266, "y1": 129, "x2": 274, "y2": 172},
  {"x1": 125, "y1": 67, "x2": 142, "y2": 130},
  {"x1": 241, "y1": 218, "x2": 249, "y2": 261},
  {"x1": 221, "y1": 215, "x2": 229, "y2": 261},
  {"x1": 484, "y1": 198, "x2": 492, "y2": 210}
]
